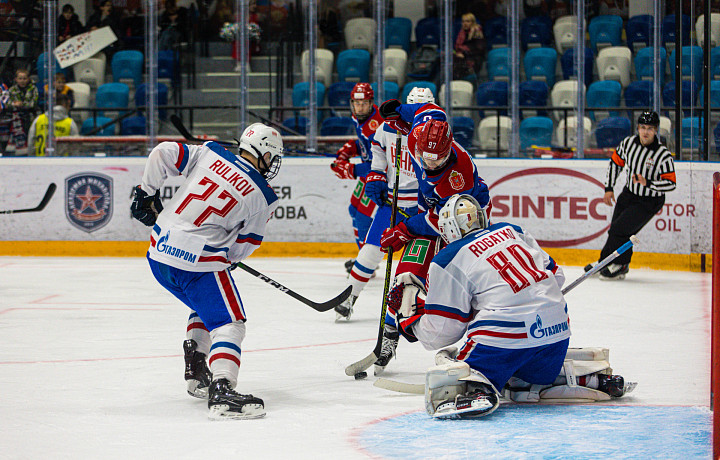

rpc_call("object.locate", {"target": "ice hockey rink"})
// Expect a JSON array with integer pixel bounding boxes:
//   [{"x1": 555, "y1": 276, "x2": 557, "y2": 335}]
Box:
[{"x1": 0, "y1": 256, "x2": 713, "y2": 459}]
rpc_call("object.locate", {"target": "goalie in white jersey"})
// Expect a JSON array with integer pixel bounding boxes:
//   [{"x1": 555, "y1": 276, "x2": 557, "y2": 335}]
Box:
[
  {"x1": 131, "y1": 123, "x2": 283, "y2": 420},
  {"x1": 390, "y1": 194, "x2": 635, "y2": 418}
]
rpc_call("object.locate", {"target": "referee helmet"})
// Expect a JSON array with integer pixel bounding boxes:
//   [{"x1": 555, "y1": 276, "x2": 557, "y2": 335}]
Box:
[{"x1": 637, "y1": 111, "x2": 660, "y2": 128}]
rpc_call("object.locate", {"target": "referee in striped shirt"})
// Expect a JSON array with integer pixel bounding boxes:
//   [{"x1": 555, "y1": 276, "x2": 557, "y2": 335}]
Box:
[{"x1": 586, "y1": 111, "x2": 677, "y2": 279}]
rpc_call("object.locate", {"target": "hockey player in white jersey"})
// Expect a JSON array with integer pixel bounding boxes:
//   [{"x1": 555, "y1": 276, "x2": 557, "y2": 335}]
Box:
[
  {"x1": 335, "y1": 87, "x2": 433, "y2": 325},
  {"x1": 390, "y1": 194, "x2": 635, "y2": 418},
  {"x1": 130, "y1": 123, "x2": 283, "y2": 420}
]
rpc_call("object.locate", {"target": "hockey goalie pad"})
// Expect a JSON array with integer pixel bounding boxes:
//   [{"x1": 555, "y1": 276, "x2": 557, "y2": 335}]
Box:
[{"x1": 425, "y1": 361, "x2": 500, "y2": 418}]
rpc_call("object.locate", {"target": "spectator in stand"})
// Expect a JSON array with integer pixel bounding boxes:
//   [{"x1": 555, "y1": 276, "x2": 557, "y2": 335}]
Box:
[
  {"x1": 27, "y1": 93, "x2": 79, "y2": 157},
  {"x1": 523, "y1": 0, "x2": 549, "y2": 17},
  {"x1": 2, "y1": 68, "x2": 39, "y2": 154},
  {"x1": 58, "y1": 4, "x2": 84, "y2": 43},
  {"x1": 86, "y1": 0, "x2": 121, "y2": 57},
  {"x1": 453, "y1": 13, "x2": 486, "y2": 80},
  {"x1": 318, "y1": 1, "x2": 342, "y2": 51},
  {"x1": 44, "y1": 73, "x2": 75, "y2": 109},
  {"x1": 159, "y1": 0, "x2": 190, "y2": 50}
]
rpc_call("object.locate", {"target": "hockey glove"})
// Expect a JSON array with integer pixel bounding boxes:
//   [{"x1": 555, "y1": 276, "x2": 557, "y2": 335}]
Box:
[
  {"x1": 387, "y1": 273, "x2": 426, "y2": 342},
  {"x1": 385, "y1": 118, "x2": 412, "y2": 135},
  {"x1": 380, "y1": 221, "x2": 415, "y2": 252},
  {"x1": 330, "y1": 160, "x2": 355, "y2": 179},
  {"x1": 364, "y1": 171, "x2": 388, "y2": 205},
  {"x1": 131, "y1": 185, "x2": 163, "y2": 226},
  {"x1": 379, "y1": 99, "x2": 402, "y2": 120}
]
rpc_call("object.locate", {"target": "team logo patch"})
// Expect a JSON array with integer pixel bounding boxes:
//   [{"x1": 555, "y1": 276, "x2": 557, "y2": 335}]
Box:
[
  {"x1": 369, "y1": 119, "x2": 379, "y2": 130},
  {"x1": 449, "y1": 170, "x2": 465, "y2": 190},
  {"x1": 65, "y1": 173, "x2": 113, "y2": 232}
]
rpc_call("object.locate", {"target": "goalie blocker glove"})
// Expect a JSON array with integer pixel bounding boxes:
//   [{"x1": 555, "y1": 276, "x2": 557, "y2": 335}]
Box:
[
  {"x1": 364, "y1": 171, "x2": 388, "y2": 205},
  {"x1": 130, "y1": 185, "x2": 163, "y2": 226}
]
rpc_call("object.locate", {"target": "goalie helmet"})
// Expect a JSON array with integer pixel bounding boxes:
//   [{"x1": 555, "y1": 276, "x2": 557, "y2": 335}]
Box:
[
  {"x1": 238, "y1": 123, "x2": 284, "y2": 181},
  {"x1": 406, "y1": 87, "x2": 435, "y2": 104},
  {"x1": 438, "y1": 194, "x2": 488, "y2": 244}
]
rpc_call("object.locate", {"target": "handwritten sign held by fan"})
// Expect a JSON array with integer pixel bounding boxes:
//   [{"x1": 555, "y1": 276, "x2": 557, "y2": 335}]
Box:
[{"x1": 53, "y1": 26, "x2": 118, "y2": 69}]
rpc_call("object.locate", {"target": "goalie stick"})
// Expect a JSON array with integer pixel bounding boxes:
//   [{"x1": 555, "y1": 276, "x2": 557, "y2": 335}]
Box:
[
  {"x1": 345, "y1": 131, "x2": 403, "y2": 377},
  {"x1": 230, "y1": 261, "x2": 352, "y2": 312},
  {"x1": 0, "y1": 183, "x2": 57, "y2": 215},
  {"x1": 561, "y1": 235, "x2": 639, "y2": 295}
]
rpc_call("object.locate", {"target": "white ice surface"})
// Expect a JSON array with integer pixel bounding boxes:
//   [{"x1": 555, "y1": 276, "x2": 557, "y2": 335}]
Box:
[{"x1": 0, "y1": 257, "x2": 712, "y2": 459}]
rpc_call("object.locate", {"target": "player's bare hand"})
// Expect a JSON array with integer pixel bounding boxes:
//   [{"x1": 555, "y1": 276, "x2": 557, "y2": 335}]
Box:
[
  {"x1": 603, "y1": 191, "x2": 615, "y2": 206},
  {"x1": 632, "y1": 173, "x2": 647, "y2": 186}
]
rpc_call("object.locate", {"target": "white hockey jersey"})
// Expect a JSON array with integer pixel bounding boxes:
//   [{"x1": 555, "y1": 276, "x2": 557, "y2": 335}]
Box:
[
  {"x1": 140, "y1": 141, "x2": 278, "y2": 272},
  {"x1": 414, "y1": 222, "x2": 569, "y2": 351},
  {"x1": 370, "y1": 122, "x2": 419, "y2": 209}
]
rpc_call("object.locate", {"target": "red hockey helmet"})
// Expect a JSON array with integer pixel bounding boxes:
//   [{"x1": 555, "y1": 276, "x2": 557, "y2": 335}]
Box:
[
  {"x1": 350, "y1": 82, "x2": 374, "y2": 121},
  {"x1": 415, "y1": 120, "x2": 453, "y2": 170}
]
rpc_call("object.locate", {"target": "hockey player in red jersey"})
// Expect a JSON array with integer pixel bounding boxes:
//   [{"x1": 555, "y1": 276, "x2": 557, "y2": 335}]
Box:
[
  {"x1": 329, "y1": 82, "x2": 383, "y2": 273},
  {"x1": 131, "y1": 123, "x2": 284, "y2": 420}
]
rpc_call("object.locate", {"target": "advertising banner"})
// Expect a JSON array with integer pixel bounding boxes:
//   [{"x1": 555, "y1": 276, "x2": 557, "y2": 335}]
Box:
[{"x1": 0, "y1": 157, "x2": 716, "y2": 254}]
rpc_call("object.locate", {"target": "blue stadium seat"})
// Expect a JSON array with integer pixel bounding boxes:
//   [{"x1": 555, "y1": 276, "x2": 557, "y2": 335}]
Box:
[
  {"x1": 589, "y1": 15, "x2": 624, "y2": 52},
  {"x1": 282, "y1": 116, "x2": 309, "y2": 136},
  {"x1": 586, "y1": 80, "x2": 622, "y2": 121},
  {"x1": 158, "y1": 50, "x2": 177, "y2": 84},
  {"x1": 484, "y1": 16, "x2": 508, "y2": 48},
  {"x1": 519, "y1": 81, "x2": 549, "y2": 117},
  {"x1": 524, "y1": 47, "x2": 557, "y2": 87},
  {"x1": 385, "y1": 17, "x2": 412, "y2": 52},
  {"x1": 669, "y1": 46, "x2": 704, "y2": 84},
  {"x1": 560, "y1": 47, "x2": 594, "y2": 87},
  {"x1": 135, "y1": 83, "x2": 169, "y2": 120},
  {"x1": 111, "y1": 50, "x2": 143, "y2": 87},
  {"x1": 95, "y1": 82, "x2": 130, "y2": 116},
  {"x1": 415, "y1": 17, "x2": 441, "y2": 47},
  {"x1": 635, "y1": 47, "x2": 667, "y2": 84},
  {"x1": 662, "y1": 14, "x2": 692, "y2": 51},
  {"x1": 81, "y1": 117, "x2": 115, "y2": 136},
  {"x1": 520, "y1": 116, "x2": 553, "y2": 150},
  {"x1": 336, "y1": 49, "x2": 371, "y2": 83},
  {"x1": 487, "y1": 47, "x2": 510, "y2": 81},
  {"x1": 624, "y1": 80, "x2": 654, "y2": 111},
  {"x1": 711, "y1": 47, "x2": 720, "y2": 80},
  {"x1": 626, "y1": 15, "x2": 654, "y2": 52},
  {"x1": 451, "y1": 116, "x2": 475, "y2": 150},
  {"x1": 476, "y1": 81, "x2": 508, "y2": 117},
  {"x1": 681, "y1": 117, "x2": 702, "y2": 149},
  {"x1": 521, "y1": 16, "x2": 553, "y2": 50},
  {"x1": 714, "y1": 122, "x2": 720, "y2": 152},
  {"x1": 595, "y1": 116, "x2": 631, "y2": 148},
  {"x1": 120, "y1": 115, "x2": 147, "y2": 135},
  {"x1": 401, "y1": 81, "x2": 437, "y2": 104},
  {"x1": 292, "y1": 82, "x2": 326, "y2": 107},
  {"x1": 327, "y1": 82, "x2": 355, "y2": 107},
  {"x1": 663, "y1": 80, "x2": 700, "y2": 115},
  {"x1": 320, "y1": 116, "x2": 356, "y2": 136},
  {"x1": 371, "y1": 81, "x2": 400, "y2": 101},
  {"x1": 699, "y1": 80, "x2": 720, "y2": 107}
]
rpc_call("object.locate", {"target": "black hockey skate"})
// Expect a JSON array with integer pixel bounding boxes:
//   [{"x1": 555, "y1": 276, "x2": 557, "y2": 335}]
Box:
[
  {"x1": 433, "y1": 384, "x2": 500, "y2": 419},
  {"x1": 344, "y1": 258, "x2": 355, "y2": 275},
  {"x1": 597, "y1": 374, "x2": 637, "y2": 397},
  {"x1": 208, "y1": 378, "x2": 266, "y2": 420},
  {"x1": 374, "y1": 328, "x2": 399, "y2": 376},
  {"x1": 184, "y1": 339, "x2": 212, "y2": 399},
  {"x1": 335, "y1": 294, "x2": 357, "y2": 322},
  {"x1": 599, "y1": 263, "x2": 629, "y2": 280}
]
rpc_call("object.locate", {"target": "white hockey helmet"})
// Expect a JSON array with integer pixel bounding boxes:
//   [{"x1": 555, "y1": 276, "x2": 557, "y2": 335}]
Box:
[
  {"x1": 406, "y1": 86, "x2": 435, "y2": 104},
  {"x1": 238, "y1": 123, "x2": 284, "y2": 180},
  {"x1": 438, "y1": 194, "x2": 488, "y2": 244}
]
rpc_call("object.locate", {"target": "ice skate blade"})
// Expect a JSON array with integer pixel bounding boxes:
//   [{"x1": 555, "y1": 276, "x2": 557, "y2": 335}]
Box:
[
  {"x1": 334, "y1": 310, "x2": 352, "y2": 322},
  {"x1": 373, "y1": 364, "x2": 387, "y2": 376},
  {"x1": 433, "y1": 399, "x2": 498, "y2": 419},
  {"x1": 208, "y1": 404, "x2": 266, "y2": 420},
  {"x1": 599, "y1": 274, "x2": 626, "y2": 281},
  {"x1": 624, "y1": 381, "x2": 638, "y2": 395},
  {"x1": 186, "y1": 380, "x2": 209, "y2": 399}
]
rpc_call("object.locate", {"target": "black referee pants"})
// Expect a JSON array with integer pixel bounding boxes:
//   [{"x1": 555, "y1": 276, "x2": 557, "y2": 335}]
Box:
[{"x1": 599, "y1": 187, "x2": 665, "y2": 266}]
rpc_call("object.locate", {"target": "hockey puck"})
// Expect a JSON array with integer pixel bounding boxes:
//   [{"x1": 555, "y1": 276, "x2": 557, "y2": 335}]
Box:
[{"x1": 354, "y1": 371, "x2": 368, "y2": 380}]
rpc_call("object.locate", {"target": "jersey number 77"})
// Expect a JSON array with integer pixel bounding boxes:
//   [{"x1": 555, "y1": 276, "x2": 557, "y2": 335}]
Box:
[{"x1": 175, "y1": 176, "x2": 238, "y2": 226}]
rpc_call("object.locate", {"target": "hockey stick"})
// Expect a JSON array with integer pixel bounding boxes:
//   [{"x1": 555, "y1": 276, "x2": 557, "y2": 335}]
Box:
[
  {"x1": 561, "y1": 235, "x2": 639, "y2": 295},
  {"x1": 381, "y1": 199, "x2": 411, "y2": 218},
  {"x1": 345, "y1": 131, "x2": 403, "y2": 376},
  {"x1": 0, "y1": 183, "x2": 57, "y2": 215},
  {"x1": 230, "y1": 261, "x2": 352, "y2": 312},
  {"x1": 373, "y1": 378, "x2": 424, "y2": 394},
  {"x1": 170, "y1": 114, "x2": 337, "y2": 157}
]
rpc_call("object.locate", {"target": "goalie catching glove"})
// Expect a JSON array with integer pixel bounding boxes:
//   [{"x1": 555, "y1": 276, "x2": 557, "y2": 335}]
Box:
[
  {"x1": 364, "y1": 171, "x2": 388, "y2": 206},
  {"x1": 131, "y1": 185, "x2": 163, "y2": 226},
  {"x1": 380, "y1": 222, "x2": 415, "y2": 252},
  {"x1": 387, "y1": 273, "x2": 426, "y2": 342}
]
